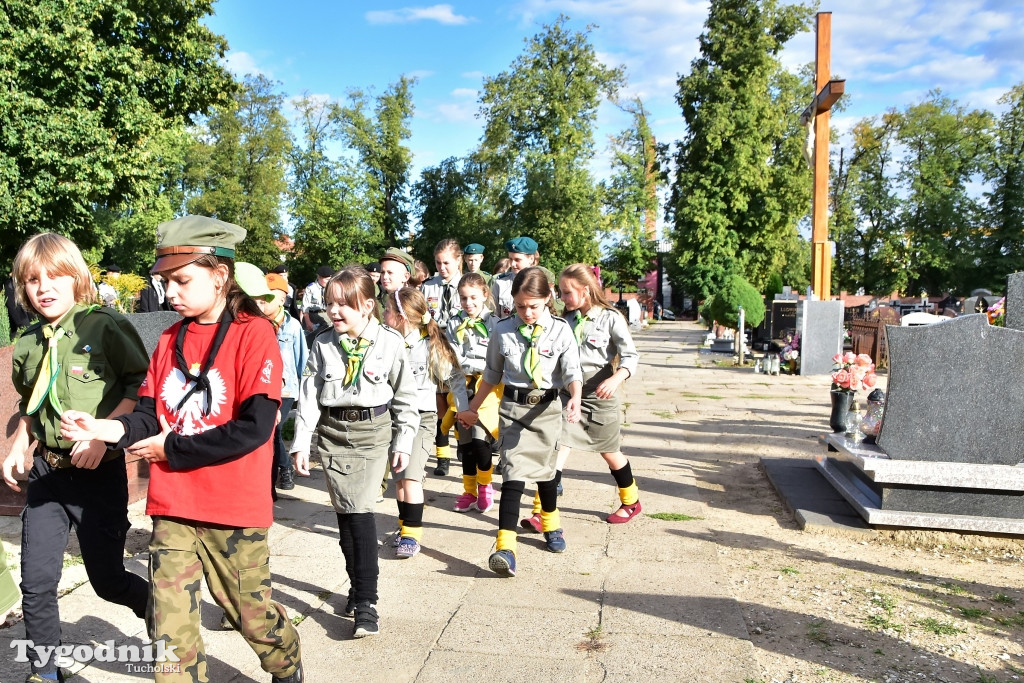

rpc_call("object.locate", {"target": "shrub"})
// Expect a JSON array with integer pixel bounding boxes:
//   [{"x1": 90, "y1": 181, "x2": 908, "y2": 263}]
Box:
[
  {"x1": 709, "y1": 275, "x2": 765, "y2": 330},
  {"x1": 0, "y1": 290, "x2": 10, "y2": 347}
]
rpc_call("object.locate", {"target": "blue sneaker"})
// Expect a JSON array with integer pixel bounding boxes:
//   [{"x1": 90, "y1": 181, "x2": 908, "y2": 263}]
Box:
[
  {"x1": 544, "y1": 528, "x2": 566, "y2": 553},
  {"x1": 395, "y1": 536, "x2": 421, "y2": 559},
  {"x1": 488, "y1": 549, "x2": 516, "y2": 577}
]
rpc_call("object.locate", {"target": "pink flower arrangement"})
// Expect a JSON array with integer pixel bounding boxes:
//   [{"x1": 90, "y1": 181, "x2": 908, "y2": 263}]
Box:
[{"x1": 831, "y1": 352, "x2": 877, "y2": 394}]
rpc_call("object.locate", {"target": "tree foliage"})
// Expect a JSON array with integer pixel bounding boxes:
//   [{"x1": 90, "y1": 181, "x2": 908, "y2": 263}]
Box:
[
  {"x1": 981, "y1": 84, "x2": 1024, "y2": 290},
  {"x1": 0, "y1": 0, "x2": 233, "y2": 268},
  {"x1": 709, "y1": 274, "x2": 766, "y2": 329}
]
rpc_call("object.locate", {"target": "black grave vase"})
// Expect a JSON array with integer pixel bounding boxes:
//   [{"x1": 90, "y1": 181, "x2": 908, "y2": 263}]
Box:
[{"x1": 829, "y1": 390, "x2": 853, "y2": 433}]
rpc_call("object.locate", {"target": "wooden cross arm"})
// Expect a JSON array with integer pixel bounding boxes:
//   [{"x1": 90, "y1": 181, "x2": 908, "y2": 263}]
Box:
[{"x1": 802, "y1": 79, "x2": 846, "y2": 120}]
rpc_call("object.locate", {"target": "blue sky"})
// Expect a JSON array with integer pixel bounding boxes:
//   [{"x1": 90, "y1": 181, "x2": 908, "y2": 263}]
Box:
[{"x1": 204, "y1": 0, "x2": 1024, "y2": 235}]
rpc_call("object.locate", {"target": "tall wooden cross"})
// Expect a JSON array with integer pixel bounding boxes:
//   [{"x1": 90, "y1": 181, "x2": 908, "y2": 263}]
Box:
[{"x1": 805, "y1": 11, "x2": 845, "y2": 300}]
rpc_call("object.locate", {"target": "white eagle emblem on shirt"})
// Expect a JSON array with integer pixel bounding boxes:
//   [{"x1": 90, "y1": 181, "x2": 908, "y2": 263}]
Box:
[{"x1": 160, "y1": 367, "x2": 227, "y2": 435}]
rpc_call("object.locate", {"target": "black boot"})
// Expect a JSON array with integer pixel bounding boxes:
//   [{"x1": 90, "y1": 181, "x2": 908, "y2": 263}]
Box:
[
  {"x1": 433, "y1": 458, "x2": 450, "y2": 476},
  {"x1": 278, "y1": 465, "x2": 295, "y2": 490}
]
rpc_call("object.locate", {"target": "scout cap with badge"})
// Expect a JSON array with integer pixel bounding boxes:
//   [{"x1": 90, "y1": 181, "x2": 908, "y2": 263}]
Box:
[
  {"x1": 266, "y1": 273, "x2": 289, "y2": 294},
  {"x1": 379, "y1": 247, "x2": 415, "y2": 274},
  {"x1": 464, "y1": 243, "x2": 485, "y2": 255},
  {"x1": 234, "y1": 262, "x2": 275, "y2": 302},
  {"x1": 504, "y1": 236, "x2": 538, "y2": 255},
  {"x1": 152, "y1": 215, "x2": 246, "y2": 273}
]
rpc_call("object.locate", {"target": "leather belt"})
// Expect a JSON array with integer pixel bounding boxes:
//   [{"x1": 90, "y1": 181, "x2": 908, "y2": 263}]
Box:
[
  {"x1": 37, "y1": 445, "x2": 74, "y2": 469},
  {"x1": 323, "y1": 404, "x2": 388, "y2": 422},
  {"x1": 505, "y1": 387, "x2": 558, "y2": 406}
]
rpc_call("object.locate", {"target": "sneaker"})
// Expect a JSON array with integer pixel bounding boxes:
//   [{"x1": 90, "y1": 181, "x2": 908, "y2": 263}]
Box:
[
  {"x1": 454, "y1": 492, "x2": 478, "y2": 512},
  {"x1": 395, "y1": 536, "x2": 421, "y2": 559},
  {"x1": 433, "y1": 458, "x2": 450, "y2": 476},
  {"x1": 343, "y1": 592, "x2": 356, "y2": 617},
  {"x1": 476, "y1": 484, "x2": 494, "y2": 513},
  {"x1": 488, "y1": 549, "x2": 516, "y2": 577},
  {"x1": 544, "y1": 528, "x2": 567, "y2": 553},
  {"x1": 353, "y1": 603, "x2": 379, "y2": 637},
  {"x1": 390, "y1": 528, "x2": 403, "y2": 548},
  {"x1": 272, "y1": 661, "x2": 304, "y2": 682},
  {"x1": 520, "y1": 513, "x2": 543, "y2": 533},
  {"x1": 607, "y1": 500, "x2": 643, "y2": 525},
  {"x1": 219, "y1": 613, "x2": 234, "y2": 630},
  {"x1": 493, "y1": 461, "x2": 504, "y2": 476},
  {"x1": 556, "y1": 481, "x2": 564, "y2": 496},
  {"x1": 277, "y1": 465, "x2": 295, "y2": 491}
]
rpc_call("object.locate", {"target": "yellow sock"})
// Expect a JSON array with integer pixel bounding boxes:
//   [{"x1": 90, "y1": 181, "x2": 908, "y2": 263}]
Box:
[
  {"x1": 496, "y1": 529, "x2": 517, "y2": 554},
  {"x1": 531, "y1": 491, "x2": 542, "y2": 515},
  {"x1": 462, "y1": 474, "x2": 477, "y2": 496},
  {"x1": 436, "y1": 444, "x2": 451, "y2": 460},
  {"x1": 477, "y1": 467, "x2": 493, "y2": 487},
  {"x1": 403, "y1": 525, "x2": 423, "y2": 542},
  {"x1": 397, "y1": 521, "x2": 405, "y2": 536},
  {"x1": 619, "y1": 481, "x2": 639, "y2": 506},
  {"x1": 540, "y1": 509, "x2": 561, "y2": 532}
]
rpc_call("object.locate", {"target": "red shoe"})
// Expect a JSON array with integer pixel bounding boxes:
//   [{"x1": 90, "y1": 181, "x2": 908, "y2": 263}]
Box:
[
  {"x1": 607, "y1": 501, "x2": 642, "y2": 524},
  {"x1": 520, "y1": 513, "x2": 543, "y2": 533}
]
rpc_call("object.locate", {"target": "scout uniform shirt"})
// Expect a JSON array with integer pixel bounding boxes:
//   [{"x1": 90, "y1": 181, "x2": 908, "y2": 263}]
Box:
[
  {"x1": 12, "y1": 303, "x2": 148, "y2": 451},
  {"x1": 568, "y1": 307, "x2": 640, "y2": 381},
  {"x1": 482, "y1": 309, "x2": 582, "y2": 391},
  {"x1": 403, "y1": 330, "x2": 471, "y2": 413},
  {"x1": 420, "y1": 274, "x2": 462, "y2": 325},
  {"x1": 490, "y1": 267, "x2": 562, "y2": 318},
  {"x1": 446, "y1": 309, "x2": 498, "y2": 377},
  {"x1": 292, "y1": 318, "x2": 419, "y2": 456}
]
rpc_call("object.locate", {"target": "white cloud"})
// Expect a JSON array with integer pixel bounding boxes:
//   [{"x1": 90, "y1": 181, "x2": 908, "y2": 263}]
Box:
[
  {"x1": 223, "y1": 51, "x2": 268, "y2": 78},
  {"x1": 462, "y1": 70, "x2": 486, "y2": 80},
  {"x1": 436, "y1": 101, "x2": 479, "y2": 124},
  {"x1": 406, "y1": 69, "x2": 436, "y2": 80},
  {"x1": 451, "y1": 87, "x2": 478, "y2": 98},
  {"x1": 366, "y1": 4, "x2": 476, "y2": 25}
]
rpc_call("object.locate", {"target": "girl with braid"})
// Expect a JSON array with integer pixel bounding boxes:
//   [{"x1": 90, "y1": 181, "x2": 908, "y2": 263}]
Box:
[
  {"x1": 382, "y1": 287, "x2": 469, "y2": 558},
  {"x1": 459, "y1": 267, "x2": 582, "y2": 577}
]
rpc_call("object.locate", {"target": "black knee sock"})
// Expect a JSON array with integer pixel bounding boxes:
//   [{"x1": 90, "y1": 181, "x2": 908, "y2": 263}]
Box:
[
  {"x1": 537, "y1": 478, "x2": 559, "y2": 513},
  {"x1": 434, "y1": 417, "x2": 447, "y2": 447},
  {"x1": 555, "y1": 469, "x2": 563, "y2": 484},
  {"x1": 397, "y1": 499, "x2": 408, "y2": 524},
  {"x1": 459, "y1": 444, "x2": 477, "y2": 476},
  {"x1": 498, "y1": 480, "x2": 525, "y2": 531},
  {"x1": 473, "y1": 439, "x2": 492, "y2": 472},
  {"x1": 349, "y1": 512, "x2": 378, "y2": 604},
  {"x1": 336, "y1": 513, "x2": 355, "y2": 585},
  {"x1": 610, "y1": 462, "x2": 634, "y2": 489},
  {"x1": 403, "y1": 502, "x2": 424, "y2": 528}
]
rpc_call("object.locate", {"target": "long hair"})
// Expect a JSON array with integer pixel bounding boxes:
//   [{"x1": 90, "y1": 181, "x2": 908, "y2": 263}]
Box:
[
  {"x1": 434, "y1": 238, "x2": 462, "y2": 258},
  {"x1": 511, "y1": 267, "x2": 556, "y2": 315},
  {"x1": 189, "y1": 255, "x2": 264, "y2": 321},
  {"x1": 12, "y1": 233, "x2": 97, "y2": 312},
  {"x1": 325, "y1": 265, "x2": 380, "y2": 321},
  {"x1": 457, "y1": 272, "x2": 494, "y2": 313},
  {"x1": 559, "y1": 263, "x2": 619, "y2": 316},
  {"x1": 386, "y1": 287, "x2": 457, "y2": 384}
]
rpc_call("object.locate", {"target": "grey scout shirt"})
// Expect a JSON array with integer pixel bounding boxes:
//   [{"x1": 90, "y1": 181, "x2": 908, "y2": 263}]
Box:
[
  {"x1": 403, "y1": 330, "x2": 471, "y2": 413},
  {"x1": 567, "y1": 307, "x2": 640, "y2": 378},
  {"x1": 292, "y1": 318, "x2": 419, "y2": 456},
  {"x1": 482, "y1": 310, "x2": 582, "y2": 391},
  {"x1": 445, "y1": 310, "x2": 498, "y2": 377},
  {"x1": 420, "y1": 274, "x2": 462, "y2": 325},
  {"x1": 490, "y1": 272, "x2": 515, "y2": 318}
]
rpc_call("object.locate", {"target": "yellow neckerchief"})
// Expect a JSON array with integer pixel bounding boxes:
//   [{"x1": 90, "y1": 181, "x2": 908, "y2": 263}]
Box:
[
  {"x1": 26, "y1": 305, "x2": 98, "y2": 415},
  {"x1": 272, "y1": 306, "x2": 286, "y2": 331},
  {"x1": 455, "y1": 310, "x2": 489, "y2": 342},
  {"x1": 517, "y1": 320, "x2": 544, "y2": 388},
  {"x1": 573, "y1": 307, "x2": 594, "y2": 346}
]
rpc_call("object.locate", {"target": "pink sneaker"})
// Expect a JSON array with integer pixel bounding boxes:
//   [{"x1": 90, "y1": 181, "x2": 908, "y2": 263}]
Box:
[
  {"x1": 520, "y1": 513, "x2": 543, "y2": 533},
  {"x1": 476, "y1": 484, "x2": 494, "y2": 513},
  {"x1": 454, "y1": 492, "x2": 477, "y2": 512}
]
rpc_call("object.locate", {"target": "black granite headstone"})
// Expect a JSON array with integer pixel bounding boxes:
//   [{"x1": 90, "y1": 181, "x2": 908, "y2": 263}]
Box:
[
  {"x1": 771, "y1": 301, "x2": 797, "y2": 339},
  {"x1": 126, "y1": 311, "x2": 181, "y2": 357},
  {"x1": 1005, "y1": 272, "x2": 1024, "y2": 331},
  {"x1": 878, "y1": 314, "x2": 1024, "y2": 465}
]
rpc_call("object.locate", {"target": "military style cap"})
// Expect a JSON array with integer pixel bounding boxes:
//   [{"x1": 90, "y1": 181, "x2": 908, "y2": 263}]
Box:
[
  {"x1": 464, "y1": 243, "x2": 485, "y2": 255},
  {"x1": 380, "y1": 247, "x2": 415, "y2": 274},
  {"x1": 265, "y1": 273, "x2": 289, "y2": 294},
  {"x1": 153, "y1": 215, "x2": 246, "y2": 273},
  {"x1": 316, "y1": 265, "x2": 335, "y2": 279},
  {"x1": 504, "y1": 236, "x2": 538, "y2": 254},
  {"x1": 365, "y1": 262, "x2": 382, "y2": 273},
  {"x1": 234, "y1": 262, "x2": 275, "y2": 302}
]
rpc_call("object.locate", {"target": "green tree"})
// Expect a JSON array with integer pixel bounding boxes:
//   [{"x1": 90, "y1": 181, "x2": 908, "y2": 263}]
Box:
[
  {"x1": 288, "y1": 95, "x2": 379, "y2": 286},
  {"x1": 188, "y1": 74, "x2": 292, "y2": 270},
  {"x1": 478, "y1": 15, "x2": 624, "y2": 275},
  {"x1": 0, "y1": 0, "x2": 233, "y2": 268},
  {"x1": 981, "y1": 84, "x2": 1024, "y2": 290},
  {"x1": 667, "y1": 0, "x2": 814, "y2": 302},
  {"x1": 333, "y1": 76, "x2": 416, "y2": 246},
  {"x1": 709, "y1": 274, "x2": 766, "y2": 329}
]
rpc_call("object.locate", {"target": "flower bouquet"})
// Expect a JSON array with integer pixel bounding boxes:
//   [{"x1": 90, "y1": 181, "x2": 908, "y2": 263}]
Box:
[
  {"x1": 987, "y1": 297, "x2": 1005, "y2": 327},
  {"x1": 779, "y1": 332, "x2": 800, "y2": 372},
  {"x1": 831, "y1": 352, "x2": 877, "y2": 393}
]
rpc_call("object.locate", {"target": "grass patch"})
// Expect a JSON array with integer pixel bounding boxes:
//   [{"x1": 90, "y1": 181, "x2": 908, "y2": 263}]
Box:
[
  {"x1": 739, "y1": 394, "x2": 777, "y2": 400},
  {"x1": 291, "y1": 614, "x2": 306, "y2": 626},
  {"x1": 646, "y1": 512, "x2": 704, "y2": 521},
  {"x1": 576, "y1": 625, "x2": 610, "y2": 653},
  {"x1": 915, "y1": 617, "x2": 964, "y2": 635},
  {"x1": 873, "y1": 649, "x2": 884, "y2": 655},
  {"x1": 680, "y1": 392, "x2": 724, "y2": 400},
  {"x1": 807, "y1": 620, "x2": 832, "y2": 647},
  {"x1": 652, "y1": 410, "x2": 677, "y2": 419},
  {"x1": 866, "y1": 614, "x2": 904, "y2": 633},
  {"x1": 958, "y1": 607, "x2": 987, "y2": 619},
  {"x1": 645, "y1": 391, "x2": 655, "y2": 395},
  {"x1": 993, "y1": 593, "x2": 1016, "y2": 605},
  {"x1": 778, "y1": 566, "x2": 800, "y2": 576},
  {"x1": 976, "y1": 670, "x2": 1000, "y2": 683},
  {"x1": 62, "y1": 554, "x2": 83, "y2": 569},
  {"x1": 315, "y1": 590, "x2": 332, "y2": 601},
  {"x1": 939, "y1": 581, "x2": 968, "y2": 596},
  {"x1": 993, "y1": 612, "x2": 1024, "y2": 627}
]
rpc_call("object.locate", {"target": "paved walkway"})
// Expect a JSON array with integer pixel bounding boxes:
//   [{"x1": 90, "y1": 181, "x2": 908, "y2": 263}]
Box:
[{"x1": 1, "y1": 321, "x2": 768, "y2": 682}]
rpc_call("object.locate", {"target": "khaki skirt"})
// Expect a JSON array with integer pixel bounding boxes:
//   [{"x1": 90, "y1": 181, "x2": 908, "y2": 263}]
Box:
[
  {"x1": 561, "y1": 392, "x2": 622, "y2": 453},
  {"x1": 498, "y1": 392, "x2": 563, "y2": 483},
  {"x1": 318, "y1": 411, "x2": 392, "y2": 513},
  {"x1": 394, "y1": 410, "x2": 435, "y2": 483}
]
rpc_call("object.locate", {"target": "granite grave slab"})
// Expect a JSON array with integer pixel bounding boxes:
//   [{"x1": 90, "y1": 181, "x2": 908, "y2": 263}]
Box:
[
  {"x1": 126, "y1": 311, "x2": 180, "y2": 357},
  {"x1": 1005, "y1": 271, "x2": 1024, "y2": 331},
  {"x1": 798, "y1": 300, "x2": 843, "y2": 375}
]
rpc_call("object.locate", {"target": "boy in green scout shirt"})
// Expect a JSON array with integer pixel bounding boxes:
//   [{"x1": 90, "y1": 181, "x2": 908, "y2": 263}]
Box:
[
  {"x1": 462, "y1": 243, "x2": 493, "y2": 286},
  {"x1": 2, "y1": 233, "x2": 150, "y2": 683}
]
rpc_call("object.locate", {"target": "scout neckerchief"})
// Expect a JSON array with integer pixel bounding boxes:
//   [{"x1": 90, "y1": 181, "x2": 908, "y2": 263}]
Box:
[
  {"x1": 573, "y1": 309, "x2": 593, "y2": 346},
  {"x1": 26, "y1": 305, "x2": 99, "y2": 415},
  {"x1": 340, "y1": 335, "x2": 371, "y2": 386},
  {"x1": 173, "y1": 310, "x2": 233, "y2": 415},
  {"x1": 440, "y1": 282, "x2": 453, "y2": 317},
  {"x1": 272, "y1": 306, "x2": 286, "y2": 331},
  {"x1": 455, "y1": 312, "x2": 488, "y2": 343},
  {"x1": 518, "y1": 322, "x2": 544, "y2": 388}
]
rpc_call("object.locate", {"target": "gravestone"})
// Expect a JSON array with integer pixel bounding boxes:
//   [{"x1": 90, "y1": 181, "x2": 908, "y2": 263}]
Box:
[
  {"x1": 798, "y1": 300, "x2": 844, "y2": 375},
  {"x1": 1005, "y1": 272, "x2": 1024, "y2": 331},
  {"x1": 126, "y1": 311, "x2": 180, "y2": 356},
  {"x1": 878, "y1": 314, "x2": 1024, "y2": 465},
  {"x1": 771, "y1": 301, "x2": 797, "y2": 339}
]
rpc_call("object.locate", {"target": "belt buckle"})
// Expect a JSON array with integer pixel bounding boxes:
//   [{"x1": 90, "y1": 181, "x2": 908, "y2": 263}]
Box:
[
  {"x1": 344, "y1": 409, "x2": 361, "y2": 421},
  {"x1": 527, "y1": 394, "x2": 540, "y2": 405},
  {"x1": 44, "y1": 450, "x2": 60, "y2": 467}
]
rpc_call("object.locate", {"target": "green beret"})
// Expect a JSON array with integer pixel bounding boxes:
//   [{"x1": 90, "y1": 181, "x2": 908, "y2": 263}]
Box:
[
  {"x1": 379, "y1": 247, "x2": 415, "y2": 274},
  {"x1": 464, "y1": 243, "x2": 485, "y2": 255},
  {"x1": 504, "y1": 236, "x2": 538, "y2": 255},
  {"x1": 153, "y1": 215, "x2": 246, "y2": 273}
]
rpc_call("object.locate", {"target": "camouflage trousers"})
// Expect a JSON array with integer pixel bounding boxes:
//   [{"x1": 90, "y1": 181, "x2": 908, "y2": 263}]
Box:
[{"x1": 148, "y1": 517, "x2": 301, "y2": 683}]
